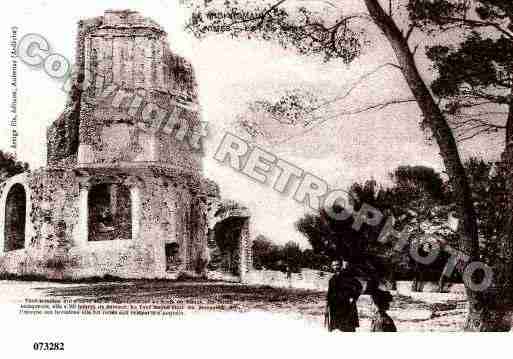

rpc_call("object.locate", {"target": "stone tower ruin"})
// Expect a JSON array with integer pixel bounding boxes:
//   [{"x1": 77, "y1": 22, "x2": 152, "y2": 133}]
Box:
[{"x1": 0, "y1": 10, "x2": 252, "y2": 281}]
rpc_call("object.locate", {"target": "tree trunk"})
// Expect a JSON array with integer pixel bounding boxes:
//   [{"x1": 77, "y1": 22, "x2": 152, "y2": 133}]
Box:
[
  {"x1": 464, "y1": 308, "x2": 512, "y2": 332},
  {"x1": 438, "y1": 271, "x2": 445, "y2": 293},
  {"x1": 486, "y1": 83, "x2": 513, "y2": 331},
  {"x1": 363, "y1": 0, "x2": 503, "y2": 331},
  {"x1": 506, "y1": 84, "x2": 513, "y2": 306},
  {"x1": 467, "y1": 83, "x2": 513, "y2": 331}
]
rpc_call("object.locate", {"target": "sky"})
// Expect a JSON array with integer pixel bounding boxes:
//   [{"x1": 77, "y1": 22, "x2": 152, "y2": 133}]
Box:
[{"x1": 1, "y1": 0, "x2": 505, "y2": 248}]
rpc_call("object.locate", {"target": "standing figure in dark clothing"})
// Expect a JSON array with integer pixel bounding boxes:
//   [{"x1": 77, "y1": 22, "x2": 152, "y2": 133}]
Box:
[
  {"x1": 370, "y1": 289, "x2": 397, "y2": 332},
  {"x1": 325, "y1": 260, "x2": 363, "y2": 332}
]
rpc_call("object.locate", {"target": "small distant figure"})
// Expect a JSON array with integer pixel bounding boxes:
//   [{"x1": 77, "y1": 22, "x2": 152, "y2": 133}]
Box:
[
  {"x1": 370, "y1": 289, "x2": 397, "y2": 332},
  {"x1": 325, "y1": 260, "x2": 363, "y2": 332}
]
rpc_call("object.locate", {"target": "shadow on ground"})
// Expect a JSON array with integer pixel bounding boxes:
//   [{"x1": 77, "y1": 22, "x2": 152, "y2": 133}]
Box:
[
  {"x1": 39, "y1": 280, "x2": 328, "y2": 304},
  {"x1": 37, "y1": 280, "x2": 452, "y2": 318}
]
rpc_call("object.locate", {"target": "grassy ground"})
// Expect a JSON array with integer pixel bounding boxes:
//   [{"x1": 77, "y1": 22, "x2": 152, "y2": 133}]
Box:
[{"x1": 0, "y1": 279, "x2": 468, "y2": 331}]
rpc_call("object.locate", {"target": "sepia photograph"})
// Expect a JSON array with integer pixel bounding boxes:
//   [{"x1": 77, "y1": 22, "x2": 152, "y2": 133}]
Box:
[{"x1": 0, "y1": 0, "x2": 512, "y2": 356}]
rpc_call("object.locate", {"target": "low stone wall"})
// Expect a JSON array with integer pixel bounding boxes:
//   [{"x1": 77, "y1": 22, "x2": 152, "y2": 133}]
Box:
[
  {"x1": 206, "y1": 270, "x2": 240, "y2": 282},
  {"x1": 245, "y1": 269, "x2": 331, "y2": 291},
  {"x1": 66, "y1": 240, "x2": 160, "y2": 279},
  {"x1": 395, "y1": 280, "x2": 466, "y2": 294},
  {"x1": 245, "y1": 270, "x2": 467, "y2": 294}
]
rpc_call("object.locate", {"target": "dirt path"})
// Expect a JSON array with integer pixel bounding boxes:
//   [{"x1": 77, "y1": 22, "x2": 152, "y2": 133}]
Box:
[{"x1": 1, "y1": 280, "x2": 467, "y2": 331}]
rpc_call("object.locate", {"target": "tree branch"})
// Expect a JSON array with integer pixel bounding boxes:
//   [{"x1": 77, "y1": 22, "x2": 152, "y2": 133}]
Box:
[
  {"x1": 275, "y1": 98, "x2": 417, "y2": 144},
  {"x1": 439, "y1": 16, "x2": 513, "y2": 40},
  {"x1": 300, "y1": 62, "x2": 403, "y2": 116},
  {"x1": 405, "y1": 24, "x2": 416, "y2": 42},
  {"x1": 228, "y1": 0, "x2": 288, "y2": 28}
]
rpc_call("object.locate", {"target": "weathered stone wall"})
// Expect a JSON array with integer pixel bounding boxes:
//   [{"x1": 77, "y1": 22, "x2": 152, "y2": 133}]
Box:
[
  {"x1": 137, "y1": 167, "x2": 209, "y2": 275},
  {"x1": 28, "y1": 169, "x2": 80, "y2": 251},
  {"x1": 46, "y1": 18, "x2": 102, "y2": 168},
  {"x1": 0, "y1": 167, "x2": 211, "y2": 280},
  {"x1": 0, "y1": 170, "x2": 246, "y2": 280},
  {"x1": 0, "y1": 241, "x2": 158, "y2": 280}
]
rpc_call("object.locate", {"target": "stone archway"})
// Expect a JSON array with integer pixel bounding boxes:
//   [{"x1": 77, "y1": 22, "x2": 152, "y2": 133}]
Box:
[
  {"x1": 211, "y1": 217, "x2": 247, "y2": 275},
  {"x1": 4, "y1": 183, "x2": 27, "y2": 251},
  {"x1": 207, "y1": 200, "x2": 251, "y2": 281}
]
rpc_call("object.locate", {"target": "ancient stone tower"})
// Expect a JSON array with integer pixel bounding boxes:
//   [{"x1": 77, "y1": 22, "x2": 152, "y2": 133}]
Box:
[{"x1": 0, "y1": 10, "x2": 252, "y2": 281}]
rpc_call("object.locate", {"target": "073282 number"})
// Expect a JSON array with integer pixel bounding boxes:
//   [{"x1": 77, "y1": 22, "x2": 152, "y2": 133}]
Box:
[{"x1": 33, "y1": 342, "x2": 64, "y2": 351}]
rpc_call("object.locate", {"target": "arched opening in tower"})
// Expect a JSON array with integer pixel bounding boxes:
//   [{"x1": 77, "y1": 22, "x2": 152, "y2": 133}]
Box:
[
  {"x1": 88, "y1": 183, "x2": 132, "y2": 241},
  {"x1": 4, "y1": 183, "x2": 26, "y2": 251}
]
